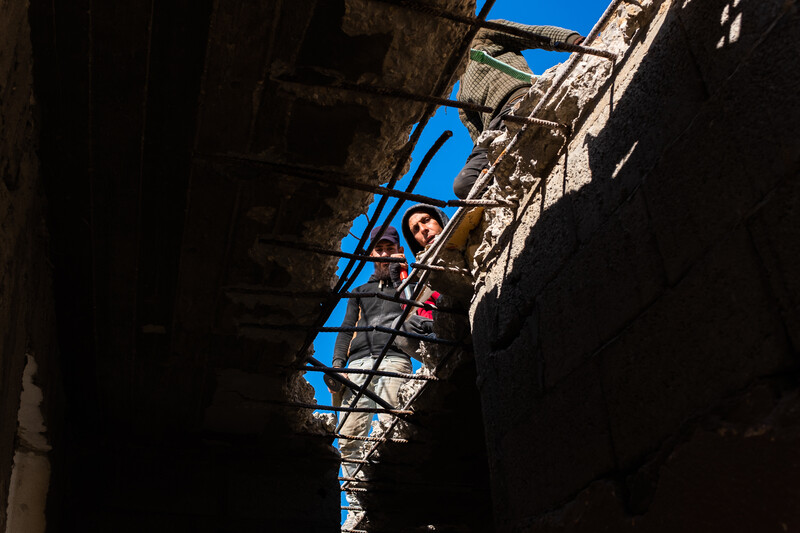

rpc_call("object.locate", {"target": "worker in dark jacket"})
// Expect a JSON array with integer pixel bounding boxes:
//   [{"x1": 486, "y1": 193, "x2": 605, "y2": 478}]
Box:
[
  {"x1": 329, "y1": 224, "x2": 413, "y2": 521},
  {"x1": 454, "y1": 21, "x2": 584, "y2": 198}
]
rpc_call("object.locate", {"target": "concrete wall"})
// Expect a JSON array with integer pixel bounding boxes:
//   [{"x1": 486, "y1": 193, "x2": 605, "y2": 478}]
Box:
[
  {"x1": 470, "y1": 0, "x2": 800, "y2": 530},
  {"x1": 0, "y1": 0, "x2": 60, "y2": 529}
]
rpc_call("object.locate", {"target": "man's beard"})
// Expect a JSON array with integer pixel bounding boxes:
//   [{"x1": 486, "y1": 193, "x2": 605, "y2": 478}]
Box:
[{"x1": 374, "y1": 265, "x2": 392, "y2": 282}]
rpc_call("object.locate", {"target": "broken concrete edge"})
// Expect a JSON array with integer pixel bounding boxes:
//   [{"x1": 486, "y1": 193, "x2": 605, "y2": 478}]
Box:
[{"x1": 445, "y1": 0, "x2": 662, "y2": 295}]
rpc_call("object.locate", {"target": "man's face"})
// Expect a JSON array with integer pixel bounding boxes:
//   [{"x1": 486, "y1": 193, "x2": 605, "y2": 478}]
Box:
[
  {"x1": 371, "y1": 239, "x2": 400, "y2": 276},
  {"x1": 408, "y1": 211, "x2": 443, "y2": 249}
]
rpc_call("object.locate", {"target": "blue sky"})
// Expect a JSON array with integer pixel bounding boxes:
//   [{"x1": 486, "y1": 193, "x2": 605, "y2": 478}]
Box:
[{"x1": 296, "y1": 0, "x2": 611, "y2": 523}]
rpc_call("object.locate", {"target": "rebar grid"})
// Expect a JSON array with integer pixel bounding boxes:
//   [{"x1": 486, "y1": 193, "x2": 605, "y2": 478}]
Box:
[
  {"x1": 342, "y1": 0, "x2": 624, "y2": 501},
  {"x1": 253, "y1": 0, "x2": 623, "y2": 524},
  {"x1": 304, "y1": 355, "x2": 403, "y2": 413},
  {"x1": 289, "y1": 0, "x2": 496, "y2": 371},
  {"x1": 331, "y1": 0, "x2": 498, "y2": 444},
  {"x1": 339, "y1": 345, "x2": 461, "y2": 489}
]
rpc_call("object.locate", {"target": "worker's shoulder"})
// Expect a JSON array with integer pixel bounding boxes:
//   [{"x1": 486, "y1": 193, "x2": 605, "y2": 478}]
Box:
[
  {"x1": 471, "y1": 19, "x2": 529, "y2": 49},
  {"x1": 353, "y1": 279, "x2": 378, "y2": 292}
]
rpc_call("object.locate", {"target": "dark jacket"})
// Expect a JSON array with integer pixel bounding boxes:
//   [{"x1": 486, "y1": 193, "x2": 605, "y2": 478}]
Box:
[
  {"x1": 332, "y1": 274, "x2": 410, "y2": 368},
  {"x1": 457, "y1": 21, "x2": 581, "y2": 141},
  {"x1": 400, "y1": 204, "x2": 451, "y2": 257}
]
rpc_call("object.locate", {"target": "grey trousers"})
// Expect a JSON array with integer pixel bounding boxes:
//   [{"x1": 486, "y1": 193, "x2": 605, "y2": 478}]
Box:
[{"x1": 339, "y1": 354, "x2": 412, "y2": 501}]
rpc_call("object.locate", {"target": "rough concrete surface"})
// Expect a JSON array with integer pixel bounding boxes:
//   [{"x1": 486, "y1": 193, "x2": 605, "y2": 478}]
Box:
[{"x1": 468, "y1": 0, "x2": 800, "y2": 530}]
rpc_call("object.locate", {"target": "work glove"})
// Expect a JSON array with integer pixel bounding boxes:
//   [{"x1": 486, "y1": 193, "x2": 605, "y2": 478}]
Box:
[
  {"x1": 389, "y1": 262, "x2": 404, "y2": 288},
  {"x1": 324, "y1": 359, "x2": 344, "y2": 393},
  {"x1": 392, "y1": 314, "x2": 436, "y2": 360}
]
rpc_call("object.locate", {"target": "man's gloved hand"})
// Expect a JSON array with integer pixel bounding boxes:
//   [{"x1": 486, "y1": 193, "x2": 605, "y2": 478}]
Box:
[
  {"x1": 324, "y1": 360, "x2": 344, "y2": 393},
  {"x1": 404, "y1": 314, "x2": 434, "y2": 337},
  {"x1": 389, "y1": 262, "x2": 404, "y2": 288}
]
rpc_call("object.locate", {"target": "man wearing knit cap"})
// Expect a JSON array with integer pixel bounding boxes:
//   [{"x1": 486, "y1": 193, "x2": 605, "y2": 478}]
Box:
[
  {"x1": 401, "y1": 203, "x2": 450, "y2": 257},
  {"x1": 453, "y1": 21, "x2": 584, "y2": 199},
  {"x1": 328, "y1": 224, "x2": 413, "y2": 524},
  {"x1": 395, "y1": 203, "x2": 449, "y2": 347}
]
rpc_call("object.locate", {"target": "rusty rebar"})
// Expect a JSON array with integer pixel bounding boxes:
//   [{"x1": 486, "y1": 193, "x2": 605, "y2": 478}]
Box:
[
  {"x1": 303, "y1": 356, "x2": 410, "y2": 415},
  {"x1": 277, "y1": 76, "x2": 573, "y2": 140},
  {"x1": 553, "y1": 39, "x2": 618, "y2": 60},
  {"x1": 332, "y1": 433, "x2": 409, "y2": 444},
  {"x1": 342, "y1": 487, "x2": 369, "y2": 493},
  {"x1": 240, "y1": 322, "x2": 460, "y2": 346},
  {"x1": 502, "y1": 114, "x2": 568, "y2": 131},
  {"x1": 341, "y1": 292, "x2": 463, "y2": 314},
  {"x1": 297, "y1": 365, "x2": 439, "y2": 381},
  {"x1": 340, "y1": 345, "x2": 461, "y2": 482},
  {"x1": 256, "y1": 237, "x2": 471, "y2": 274},
  {"x1": 223, "y1": 286, "x2": 464, "y2": 315},
  {"x1": 340, "y1": 458, "x2": 375, "y2": 466},
  {"x1": 277, "y1": 75, "x2": 494, "y2": 115},
  {"x1": 369, "y1": 0, "x2": 617, "y2": 60},
  {"x1": 278, "y1": 401, "x2": 413, "y2": 416},
  {"x1": 341, "y1": 506, "x2": 363, "y2": 511}
]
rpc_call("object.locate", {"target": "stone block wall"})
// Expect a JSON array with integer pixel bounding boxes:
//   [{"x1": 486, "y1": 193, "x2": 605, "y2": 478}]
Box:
[
  {"x1": 0, "y1": 0, "x2": 60, "y2": 529},
  {"x1": 469, "y1": 0, "x2": 800, "y2": 530}
]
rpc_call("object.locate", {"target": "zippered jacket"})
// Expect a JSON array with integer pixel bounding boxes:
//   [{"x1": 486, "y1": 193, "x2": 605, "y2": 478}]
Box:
[{"x1": 332, "y1": 275, "x2": 411, "y2": 368}]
